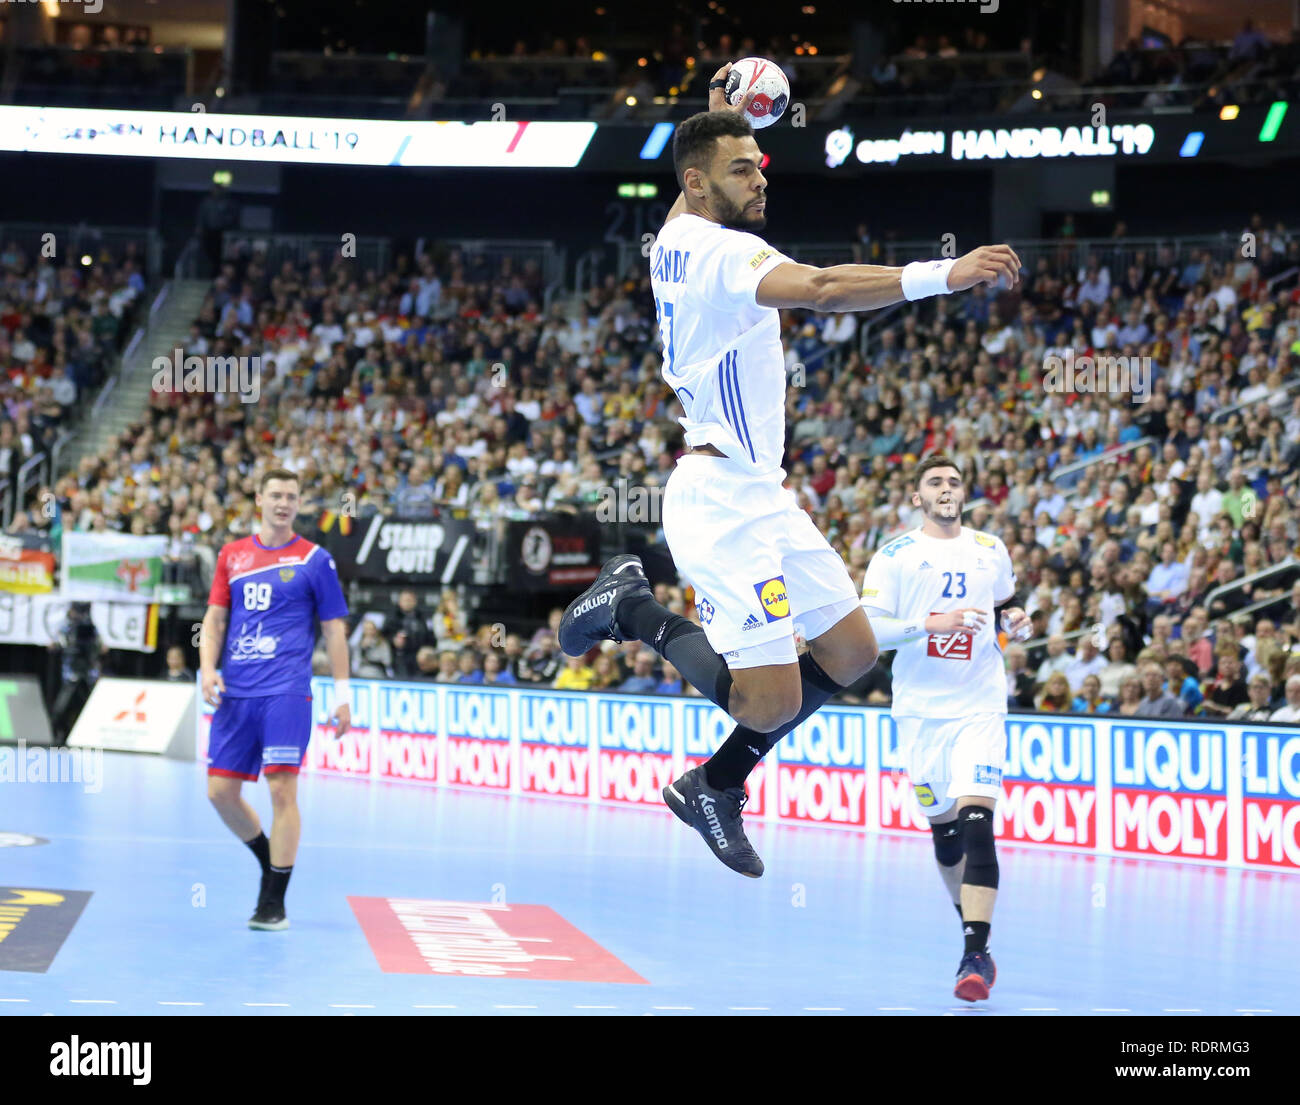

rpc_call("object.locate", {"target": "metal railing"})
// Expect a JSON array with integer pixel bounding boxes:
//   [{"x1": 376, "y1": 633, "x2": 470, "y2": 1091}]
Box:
[
  {"x1": 13, "y1": 452, "x2": 46, "y2": 523},
  {"x1": 220, "y1": 232, "x2": 392, "y2": 273},
  {"x1": 0, "y1": 478, "x2": 9, "y2": 530},
  {"x1": 433, "y1": 238, "x2": 565, "y2": 299},
  {"x1": 1202, "y1": 557, "x2": 1299, "y2": 618},
  {"x1": 1050, "y1": 436, "x2": 1157, "y2": 485},
  {"x1": 1209, "y1": 375, "x2": 1300, "y2": 424}
]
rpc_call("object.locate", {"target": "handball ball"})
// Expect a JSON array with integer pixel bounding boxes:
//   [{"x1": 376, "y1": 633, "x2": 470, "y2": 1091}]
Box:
[{"x1": 724, "y1": 57, "x2": 790, "y2": 129}]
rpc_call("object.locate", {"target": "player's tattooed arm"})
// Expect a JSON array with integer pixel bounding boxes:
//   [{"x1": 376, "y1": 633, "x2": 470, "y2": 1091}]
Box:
[{"x1": 663, "y1": 63, "x2": 757, "y2": 227}]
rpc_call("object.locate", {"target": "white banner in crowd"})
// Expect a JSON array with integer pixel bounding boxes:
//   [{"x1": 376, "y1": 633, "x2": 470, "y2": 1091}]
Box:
[
  {"x1": 0, "y1": 592, "x2": 156, "y2": 652},
  {"x1": 0, "y1": 106, "x2": 597, "y2": 168},
  {"x1": 196, "y1": 678, "x2": 1300, "y2": 873},
  {"x1": 60, "y1": 532, "x2": 167, "y2": 604}
]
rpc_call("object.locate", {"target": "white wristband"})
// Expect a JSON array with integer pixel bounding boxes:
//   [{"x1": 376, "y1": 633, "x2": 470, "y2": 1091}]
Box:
[
  {"x1": 900, "y1": 258, "x2": 956, "y2": 301},
  {"x1": 334, "y1": 679, "x2": 351, "y2": 703}
]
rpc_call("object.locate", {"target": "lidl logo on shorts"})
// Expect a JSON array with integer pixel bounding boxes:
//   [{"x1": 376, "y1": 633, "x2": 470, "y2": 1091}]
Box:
[
  {"x1": 754, "y1": 576, "x2": 790, "y2": 622},
  {"x1": 914, "y1": 783, "x2": 938, "y2": 807},
  {"x1": 974, "y1": 764, "x2": 1003, "y2": 786},
  {"x1": 748, "y1": 248, "x2": 774, "y2": 269},
  {"x1": 696, "y1": 597, "x2": 715, "y2": 625}
]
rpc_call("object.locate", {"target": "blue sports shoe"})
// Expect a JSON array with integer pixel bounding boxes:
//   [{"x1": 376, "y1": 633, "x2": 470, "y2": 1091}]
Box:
[
  {"x1": 558, "y1": 554, "x2": 651, "y2": 656},
  {"x1": 953, "y1": 949, "x2": 997, "y2": 1002}
]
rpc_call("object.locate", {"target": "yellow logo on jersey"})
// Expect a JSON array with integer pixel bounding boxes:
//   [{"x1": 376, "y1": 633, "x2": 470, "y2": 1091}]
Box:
[
  {"x1": 862, "y1": 587, "x2": 879, "y2": 598},
  {"x1": 914, "y1": 784, "x2": 937, "y2": 807},
  {"x1": 973, "y1": 532, "x2": 995, "y2": 547},
  {"x1": 754, "y1": 576, "x2": 790, "y2": 621},
  {"x1": 279, "y1": 568, "x2": 296, "y2": 581},
  {"x1": 748, "y1": 248, "x2": 774, "y2": 269}
]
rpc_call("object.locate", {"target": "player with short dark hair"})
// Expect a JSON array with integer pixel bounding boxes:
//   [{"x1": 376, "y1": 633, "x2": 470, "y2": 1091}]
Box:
[
  {"x1": 559, "y1": 65, "x2": 1022, "y2": 878},
  {"x1": 861, "y1": 457, "x2": 1032, "y2": 1001},
  {"x1": 200, "y1": 467, "x2": 351, "y2": 930}
]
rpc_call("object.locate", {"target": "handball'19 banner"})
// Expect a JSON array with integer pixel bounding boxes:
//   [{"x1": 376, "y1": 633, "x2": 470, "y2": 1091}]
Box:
[
  {"x1": 504, "y1": 516, "x2": 601, "y2": 591},
  {"x1": 196, "y1": 681, "x2": 1300, "y2": 872},
  {"x1": 315, "y1": 515, "x2": 477, "y2": 585}
]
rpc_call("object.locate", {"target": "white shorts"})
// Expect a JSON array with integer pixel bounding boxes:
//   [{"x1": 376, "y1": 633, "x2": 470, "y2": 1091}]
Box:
[
  {"x1": 661, "y1": 455, "x2": 860, "y2": 664},
  {"x1": 894, "y1": 712, "x2": 1007, "y2": 819}
]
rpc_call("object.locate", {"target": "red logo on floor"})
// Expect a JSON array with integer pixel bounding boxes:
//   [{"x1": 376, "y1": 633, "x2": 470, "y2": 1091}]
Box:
[{"x1": 347, "y1": 897, "x2": 647, "y2": 983}]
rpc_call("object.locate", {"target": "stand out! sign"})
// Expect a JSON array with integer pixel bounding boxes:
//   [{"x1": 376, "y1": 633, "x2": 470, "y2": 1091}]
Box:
[{"x1": 195, "y1": 680, "x2": 1300, "y2": 871}]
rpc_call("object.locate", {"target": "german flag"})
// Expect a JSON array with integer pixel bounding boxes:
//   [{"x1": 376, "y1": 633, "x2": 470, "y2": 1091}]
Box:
[{"x1": 319, "y1": 510, "x2": 353, "y2": 536}]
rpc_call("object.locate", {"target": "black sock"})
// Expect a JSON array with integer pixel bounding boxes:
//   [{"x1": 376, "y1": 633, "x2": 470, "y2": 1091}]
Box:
[
  {"x1": 619, "y1": 594, "x2": 733, "y2": 710},
  {"x1": 954, "y1": 902, "x2": 964, "y2": 923},
  {"x1": 266, "y1": 864, "x2": 293, "y2": 905},
  {"x1": 244, "y1": 830, "x2": 271, "y2": 873},
  {"x1": 704, "y1": 653, "x2": 844, "y2": 790},
  {"x1": 963, "y1": 919, "x2": 990, "y2": 955}
]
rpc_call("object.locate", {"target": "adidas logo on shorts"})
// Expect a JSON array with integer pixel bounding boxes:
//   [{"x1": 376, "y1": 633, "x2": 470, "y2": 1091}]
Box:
[{"x1": 742, "y1": 614, "x2": 762, "y2": 631}]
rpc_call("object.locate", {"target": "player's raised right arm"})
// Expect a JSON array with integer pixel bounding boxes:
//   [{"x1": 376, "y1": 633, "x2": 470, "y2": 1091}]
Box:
[{"x1": 756, "y1": 246, "x2": 1022, "y2": 313}]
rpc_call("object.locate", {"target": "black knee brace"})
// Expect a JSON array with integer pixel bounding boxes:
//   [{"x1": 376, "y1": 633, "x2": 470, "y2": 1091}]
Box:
[
  {"x1": 959, "y1": 805, "x2": 999, "y2": 889},
  {"x1": 930, "y1": 819, "x2": 963, "y2": 867}
]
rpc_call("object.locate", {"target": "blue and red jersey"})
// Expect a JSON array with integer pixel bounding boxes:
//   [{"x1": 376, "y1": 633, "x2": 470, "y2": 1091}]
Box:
[{"x1": 208, "y1": 533, "x2": 349, "y2": 697}]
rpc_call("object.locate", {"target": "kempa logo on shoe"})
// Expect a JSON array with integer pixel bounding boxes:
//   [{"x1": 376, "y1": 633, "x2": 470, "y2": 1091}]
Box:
[
  {"x1": 700, "y1": 793, "x2": 729, "y2": 849},
  {"x1": 49, "y1": 1037, "x2": 151, "y2": 1085},
  {"x1": 572, "y1": 592, "x2": 613, "y2": 617}
]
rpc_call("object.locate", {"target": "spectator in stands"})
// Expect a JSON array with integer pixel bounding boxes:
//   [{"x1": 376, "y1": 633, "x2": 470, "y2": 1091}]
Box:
[
  {"x1": 429, "y1": 648, "x2": 457, "y2": 682},
  {"x1": 1005, "y1": 645, "x2": 1037, "y2": 710},
  {"x1": 384, "y1": 590, "x2": 433, "y2": 678},
  {"x1": 456, "y1": 649, "x2": 484, "y2": 684},
  {"x1": 1064, "y1": 635, "x2": 1106, "y2": 689},
  {"x1": 1036, "y1": 671, "x2": 1073, "y2": 712},
  {"x1": 1146, "y1": 540, "x2": 1190, "y2": 608},
  {"x1": 1271, "y1": 675, "x2": 1300, "y2": 722},
  {"x1": 590, "y1": 651, "x2": 621, "y2": 691},
  {"x1": 1230, "y1": 672, "x2": 1276, "y2": 720},
  {"x1": 163, "y1": 644, "x2": 193, "y2": 683},
  {"x1": 1115, "y1": 675, "x2": 1145, "y2": 717},
  {"x1": 482, "y1": 651, "x2": 516, "y2": 686},
  {"x1": 1072, "y1": 673, "x2": 1111, "y2": 714},
  {"x1": 1036, "y1": 634, "x2": 1073, "y2": 684},
  {"x1": 655, "y1": 661, "x2": 683, "y2": 696},
  {"x1": 554, "y1": 652, "x2": 595, "y2": 690},
  {"x1": 1200, "y1": 646, "x2": 1250, "y2": 717},
  {"x1": 1098, "y1": 637, "x2": 1139, "y2": 700},
  {"x1": 1135, "y1": 661, "x2": 1185, "y2": 717},
  {"x1": 1166, "y1": 655, "x2": 1205, "y2": 712},
  {"x1": 351, "y1": 619, "x2": 394, "y2": 678},
  {"x1": 617, "y1": 651, "x2": 659, "y2": 694}
]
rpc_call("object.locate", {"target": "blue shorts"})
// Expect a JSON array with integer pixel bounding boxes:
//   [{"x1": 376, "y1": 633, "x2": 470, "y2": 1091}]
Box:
[{"x1": 208, "y1": 694, "x2": 313, "y2": 782}]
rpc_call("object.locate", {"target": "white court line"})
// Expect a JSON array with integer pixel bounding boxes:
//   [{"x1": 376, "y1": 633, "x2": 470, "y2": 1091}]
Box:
[
  {"x1": 412, "y1": 1004, "x2": 457, "y2": 1009},
  {"x1": 158, "y1": 1001, "x2": 204, "y2": 1007},
  {"x1": 878, "y1": 1006, "x2": 915, "y2": 1011},
  {"x1": 652, "y1": 1005, "x2": 693, "y2": 1010},
  {"x1": 493, "y1": 1004, "x2": 537, "y2": 1009},
  {"x1": 69, "y1": 1000, "x2": 117, "y2": 1005},
  {"x1": 1164, "y1": 1008, "x2": 1202, "y2": 1012},
  {"x1": 0, "y1": 998, "x2": 31, "y2": 1003},
  {"x1": 329, "y1": 1004, "x2": 375, "y2": 1009},
  {"x1": 575, "y1": 1004, "x2": 618, "y2": 1009},
  {"x1": 244, "y1": 1002, "x2": 291, "y2": 1007},
  {"x1": 1237, "y1": 1008, "x2": 1272, "y2": 1013}
]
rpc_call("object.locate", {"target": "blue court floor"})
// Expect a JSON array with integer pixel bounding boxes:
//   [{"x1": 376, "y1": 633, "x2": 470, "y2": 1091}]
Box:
[{"x1": 1, "y1": 753, "x2": 1295, "y2": 1016}]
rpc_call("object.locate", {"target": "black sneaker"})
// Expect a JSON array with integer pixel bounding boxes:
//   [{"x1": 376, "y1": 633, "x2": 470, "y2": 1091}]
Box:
[
  {"x1": 953, "y1": 949, "x2": 996, "y2": 1002},
  {"x1": 663, "y1": 766, "x2": 764, "y2": 878},
  {"x1": 248, "y1": 901, "x2": 290, "y2": 931},
  {"x1": 558, "y1": 554, "x2": 651, "y2": 656}
]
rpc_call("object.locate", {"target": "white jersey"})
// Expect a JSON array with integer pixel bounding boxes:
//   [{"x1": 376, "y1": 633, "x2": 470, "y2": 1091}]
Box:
[
  {"x1": 648, "y1": 214, "x2": 792, "y2": 476},
  {"x1": 862, "y1": 526, "x2": 1017, "y2": 719}
]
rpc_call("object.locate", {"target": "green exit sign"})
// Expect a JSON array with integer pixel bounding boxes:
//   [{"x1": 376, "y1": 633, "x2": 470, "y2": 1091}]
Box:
[{"x1": 617, "y1": 183, "x2": 659, "y2": 198}]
